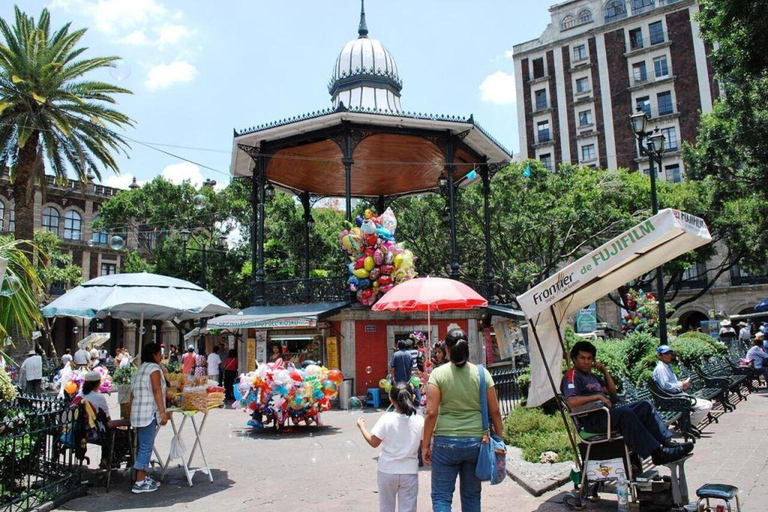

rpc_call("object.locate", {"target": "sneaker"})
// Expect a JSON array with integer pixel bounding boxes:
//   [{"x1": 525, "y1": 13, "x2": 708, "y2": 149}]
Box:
[
  {"x1": 131, "y1": 478, "x2": 159, "y2": 494},
  {"x1": 663, "y1": 438, "x2": 694, "y2": 454},
  {"x1": 145, "y1": 476, "x2": 161, "y2": 487},
  {"x1": 651, "y1": 446, "x2": 688, "y2": 465}
]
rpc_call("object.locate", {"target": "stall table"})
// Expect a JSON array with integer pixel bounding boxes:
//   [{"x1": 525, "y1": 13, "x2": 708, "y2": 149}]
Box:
[{"x1": 160, "y1": 406, "x2": 218, "y2": 486}]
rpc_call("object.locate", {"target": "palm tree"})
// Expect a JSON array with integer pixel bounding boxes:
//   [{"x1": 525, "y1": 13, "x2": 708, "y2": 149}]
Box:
[
  {"x1": 0, "y1": 6, "x2": 133, "y2": 243},
  {"x1": 0, "y1": 236, "x2": 45, "y2": 341}
]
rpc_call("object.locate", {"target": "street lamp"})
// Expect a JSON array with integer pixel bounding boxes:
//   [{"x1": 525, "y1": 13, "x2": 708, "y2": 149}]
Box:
[
  {"x1": 306, "y1": 215, "x2": 315, "y2": 230},
  {"x1": 265, "y1": 182, "x2": 275, "y2": 201},
  {"x1": 437, "y1": 174, "x2": 449, "y2": 194},
  {"x1": 631, "y1": 108, "x2": 669, "y2": 345}
]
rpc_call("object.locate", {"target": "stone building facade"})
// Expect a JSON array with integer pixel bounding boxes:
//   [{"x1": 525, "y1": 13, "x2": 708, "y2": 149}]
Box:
[{"x1": 512, "y1": 0, "x2": 768, "y2": 330}]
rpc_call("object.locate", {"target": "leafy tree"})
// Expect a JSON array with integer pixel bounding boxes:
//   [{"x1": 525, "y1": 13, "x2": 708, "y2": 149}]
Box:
[
  {"x1": 0, "y1": 236, "x2": 44, "y2": 341},
  {"x1": 32, "y1": 230, "x2": 82, "y2": 299},
  {"x1": 0, "y1": 7, "x2": 132, "y2": 244}
]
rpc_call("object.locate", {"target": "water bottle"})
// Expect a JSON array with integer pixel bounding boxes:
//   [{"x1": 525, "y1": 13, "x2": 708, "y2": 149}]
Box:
[{"x1": 617, "y1": 475, "x2": 630, "y2": 512}]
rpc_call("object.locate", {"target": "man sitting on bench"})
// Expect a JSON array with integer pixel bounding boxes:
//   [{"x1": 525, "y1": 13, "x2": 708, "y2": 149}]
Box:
[
  {"x1": 562, "y1": 341, "x2": 693, "y2": 466},
  {"x1": 653, "y1": 345, "x2": 712, "y2": 426}
]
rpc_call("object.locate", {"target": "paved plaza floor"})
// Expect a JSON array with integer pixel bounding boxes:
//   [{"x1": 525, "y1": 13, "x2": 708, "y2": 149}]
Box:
[{"x1": 57, "y1": 387, "x2": 768, "y2": 511}]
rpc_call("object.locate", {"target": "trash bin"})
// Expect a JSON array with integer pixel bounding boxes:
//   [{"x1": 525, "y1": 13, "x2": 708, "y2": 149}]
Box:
[{"x1": 339, "y1": 378, "x2": 353, "y2": 410}]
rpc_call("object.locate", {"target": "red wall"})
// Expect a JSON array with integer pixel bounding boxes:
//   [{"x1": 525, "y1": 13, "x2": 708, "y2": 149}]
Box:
[{"x1": 346, "y1": 318, "x2": 469, "y2": 395}]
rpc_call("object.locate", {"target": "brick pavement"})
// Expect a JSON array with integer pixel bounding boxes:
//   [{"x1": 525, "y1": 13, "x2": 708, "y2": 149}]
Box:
[{"x1": 58, "y1": 387, "x2": 768, "y2": 511}]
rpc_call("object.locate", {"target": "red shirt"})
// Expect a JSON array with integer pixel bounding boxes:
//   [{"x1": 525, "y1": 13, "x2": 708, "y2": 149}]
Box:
[
  {"x1": 182, "y1": 352, "x2": 196, "y2": 375},
  {"x1": 224, "y1": 357, "x2": 238, "y2": 372}
]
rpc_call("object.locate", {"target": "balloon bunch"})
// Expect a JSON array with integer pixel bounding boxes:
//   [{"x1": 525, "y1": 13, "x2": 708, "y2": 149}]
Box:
[
  {"x1": 55, "y1": 364, "x2": 113, "y2": 398},
  {"x1": 234, "y1": 359, "x2": 342, "y2": 429},
  {"x1": 339, "y1": 208, "x2": 417, "y2": 306},
  {"x1": 621, "y1": 288, "x2": 657, "y2": 335}
]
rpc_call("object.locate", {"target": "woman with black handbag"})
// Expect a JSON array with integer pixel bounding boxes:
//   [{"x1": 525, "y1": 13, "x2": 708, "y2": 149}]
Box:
[{"x1": 422, "y1": 329, "x2": 505, "y2": 512}]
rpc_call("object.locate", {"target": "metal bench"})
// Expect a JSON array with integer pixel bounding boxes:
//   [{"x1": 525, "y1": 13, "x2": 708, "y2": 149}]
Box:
[
  {"x1": 678, "y1": 364, "x2": 733, "y2": 412},
  {"x1": 645, "y1": 379, "x2": 703, "y2": 440},
  {"x1": 699, "y1": 357, "x2": 750, "y2": 400},
  {"x1": 622, "y1": 379, "x2": 683, "y2": 429}
]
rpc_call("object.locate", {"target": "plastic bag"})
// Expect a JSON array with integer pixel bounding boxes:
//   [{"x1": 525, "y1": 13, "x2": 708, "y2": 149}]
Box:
[{"x1": 169, "y1": 434, "x2": 187, "y2": 460}]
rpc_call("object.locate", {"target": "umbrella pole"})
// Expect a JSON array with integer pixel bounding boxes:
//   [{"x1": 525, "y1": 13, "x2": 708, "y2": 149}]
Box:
[
  {"x1": 139, "y1": 310, "x2": 145, "y2": 357},
  {"x1": 427, "y1": 306, "x2": 431, "y2": 366},
  {"x1": 528, "y1": 318, "x2": 581, "y2": 469}
]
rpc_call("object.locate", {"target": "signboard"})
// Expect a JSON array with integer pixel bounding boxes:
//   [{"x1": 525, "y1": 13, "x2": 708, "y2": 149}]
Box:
[
  {"x1": 250, "y1": 318, "x2": 317, "y2": 329},
  {"x1": 576, "y1": 302, "x2": 598, "y2": 333},
  {"x1": 255, "y1": 330, "x2": 267, "y2": 366},
  {"x1": 326, "y1": 336, "x2": 339, "y2": 370},
  {"x1": 364, "y1": 325, "x2": 377, "y2": 332},
  {"x1": 491, "y1": 319, "x2": 527, "y2": 360},
  {"x1": 246, "y1": 338, "x2": 256, "y2": 372}
]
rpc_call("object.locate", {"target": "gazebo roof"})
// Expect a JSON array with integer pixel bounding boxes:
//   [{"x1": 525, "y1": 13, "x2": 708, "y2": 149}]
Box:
[{"x1": 231, "y1": 106, "x2": 512, "y2": 198}]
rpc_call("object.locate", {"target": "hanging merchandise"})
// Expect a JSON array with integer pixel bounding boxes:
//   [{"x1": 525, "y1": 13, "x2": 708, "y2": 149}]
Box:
[{"x1": 338, "y1": 207, "x2": 418, "y2": 307}]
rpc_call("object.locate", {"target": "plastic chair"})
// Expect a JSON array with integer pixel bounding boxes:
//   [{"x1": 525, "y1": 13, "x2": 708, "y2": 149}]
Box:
[
  {"x1": 365, "y1": 388, "x2": 380, "y2": 408},
  {"x1": 696, "y1": 484, "x2": 741, "y2": 512}
]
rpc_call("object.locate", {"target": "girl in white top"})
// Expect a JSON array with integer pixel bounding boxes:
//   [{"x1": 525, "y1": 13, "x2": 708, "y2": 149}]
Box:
[{"x1": 357, "y1": 383, "x2": 424, "y2": 512}]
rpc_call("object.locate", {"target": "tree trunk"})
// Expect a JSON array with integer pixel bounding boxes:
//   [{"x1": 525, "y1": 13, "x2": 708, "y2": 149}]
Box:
[{"x1": 13, "y1": 132, "x2": 39, "y2": 254}]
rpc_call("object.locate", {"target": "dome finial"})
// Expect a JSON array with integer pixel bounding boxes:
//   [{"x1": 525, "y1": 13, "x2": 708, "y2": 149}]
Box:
[{"x1": 358, "y1": 0, "x2": 368, "y2": 38}]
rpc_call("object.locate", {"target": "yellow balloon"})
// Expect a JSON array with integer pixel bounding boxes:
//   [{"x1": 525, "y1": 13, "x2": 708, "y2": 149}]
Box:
[
  {"x1": 364, "y1": 256, "x2": 375, "y2": 271},
  {"x1": 393, "y1": 254, "x2": 404, "y2": 269},
  {"x1": 353, "y1": 268, "x2": 370, "y2": 279}
]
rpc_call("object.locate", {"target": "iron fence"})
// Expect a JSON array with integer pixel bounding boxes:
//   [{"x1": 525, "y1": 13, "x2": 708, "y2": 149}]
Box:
[
  {"x1": 0, "y1": 393, "x2": 82, "y2": 512},
  {"x1": 263, "y1": 277, "x2": 349, "y2": 305},
  {"x1": 489, "y1": 365, "x2": 528, "y2": 419}
]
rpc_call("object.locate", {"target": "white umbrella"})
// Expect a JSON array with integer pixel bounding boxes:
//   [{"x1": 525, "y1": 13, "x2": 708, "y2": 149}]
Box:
[
  {"x1": 78, "y1": 332, "x2": 111, "y2": 349},
  {"x1": 517, "y1": 209, "x2": 712, "y2": 408}
]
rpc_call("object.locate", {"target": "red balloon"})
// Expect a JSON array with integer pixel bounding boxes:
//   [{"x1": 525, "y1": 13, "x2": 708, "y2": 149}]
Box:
[
  {"x1": 365, "y1": 234, "x2": 378, "y2": 247},
  {"x1": 380, "y1": 265, "x2": 395, "y2": 275},
  {"x1": 378, "y1": 275, "x2": 392, "y2": 286},
  {"x1": 355, "y1": 256, "x2": 366, "y2": 269},
  {"x1": 290, "y1": 369, "x2": 302, "y2": 381},
  {"x1": 365, "y1": 248, "x2": 375, "y2": 256},
  {"x1": 327, "y1": 369, "x2": 343, "y2": 383}
]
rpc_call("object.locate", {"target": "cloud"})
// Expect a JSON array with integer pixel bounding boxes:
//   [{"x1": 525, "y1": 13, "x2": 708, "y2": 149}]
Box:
[
  {"x1": 145, "y1": 61, "x2": 198, "y2": 90},
  {"x1": 101, "y1": 173, "x2": 147, "y2": 190},
  {"x1": 161, "y1": 162, "x2": 204, "y2": 187},
  {"x1": 479, "y1": 71, "x2": 517, "y2": 105},
  {"x1": 157, "y1": 24, "x2": 191, "y2": 47},
  {"x1": 89, "y1": 0, "x2": 167, "y2": 35},
  {"x1": 505, "y1": 50, "x2": 515, "y2": 59},
  {"x1": 117, "y1": 30, "x2": 149, "y2": 45}
]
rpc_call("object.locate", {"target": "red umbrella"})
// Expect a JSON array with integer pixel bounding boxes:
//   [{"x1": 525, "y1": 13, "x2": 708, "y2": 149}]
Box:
[{"x1": 372, "y1": 277, "x2": 488, "y2": 363}]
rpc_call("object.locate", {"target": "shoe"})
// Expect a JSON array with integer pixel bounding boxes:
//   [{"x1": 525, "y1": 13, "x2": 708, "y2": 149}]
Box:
[
  {"x1": 145, "y1": 476, "x2": 161, "y2": 487},
  {"x1": 651, "y1": 446, "x2": 687, "y2": 465},
  {"x1": 663, "y1": 439, "x2": 694, "y2": 454},
  {"x1": 131, "y1": 478, "x2": 159, "y2": 494}
]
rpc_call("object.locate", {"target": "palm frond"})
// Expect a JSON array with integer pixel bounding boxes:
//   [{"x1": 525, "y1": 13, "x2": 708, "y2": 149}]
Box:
[{"x1": 0, "y1": 236, "x2": 45, "y2": 340}]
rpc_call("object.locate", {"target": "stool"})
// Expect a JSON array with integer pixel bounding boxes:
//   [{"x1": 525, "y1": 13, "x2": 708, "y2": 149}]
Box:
[
  {"x1": 696, "y1": 483, "x2": 741, "y2": 512},
  {"x1": 662, "y1": 454, "x2": 692, "y2": 506},
  {"x1": 365, "y1": 388, "x2": 380, "y2": 408},
  {"x1": 105, "y1": 419, "x2": 135, "y2": 492}
]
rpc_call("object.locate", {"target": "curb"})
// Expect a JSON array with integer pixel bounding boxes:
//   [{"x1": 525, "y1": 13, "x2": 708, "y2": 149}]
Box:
[{"x1": 31, "y1": 483, "x2": 88, "y2": 512}]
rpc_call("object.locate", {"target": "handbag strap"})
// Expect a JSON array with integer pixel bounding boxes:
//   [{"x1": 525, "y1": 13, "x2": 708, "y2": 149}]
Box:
[{"x1": 478, "y1": 364, "x2": 489, "y2": 433}]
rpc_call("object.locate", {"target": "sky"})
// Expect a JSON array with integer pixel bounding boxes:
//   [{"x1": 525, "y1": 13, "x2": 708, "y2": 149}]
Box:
[{"x1": 4, "y1": 0, "x2": 552, "y2": 190}]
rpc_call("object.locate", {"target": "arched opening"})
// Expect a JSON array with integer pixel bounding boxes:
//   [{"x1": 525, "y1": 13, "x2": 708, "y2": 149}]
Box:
[{"x1": 677, "y1": 310, "x2": 708, "y2": 334}]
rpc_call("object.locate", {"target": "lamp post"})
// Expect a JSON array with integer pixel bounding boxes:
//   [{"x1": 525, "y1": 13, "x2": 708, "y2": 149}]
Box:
[
  {"x1": 180, "y1": 229, "x2": 228, "y2": 291},
  {"x1": 631, "y1": 108, "x2": 669, "y2": 345}
]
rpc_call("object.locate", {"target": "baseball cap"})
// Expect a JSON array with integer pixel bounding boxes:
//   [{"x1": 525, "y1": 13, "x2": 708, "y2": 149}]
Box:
[{"x1": 656, "y1": 345, "x2": 673, "y2": 354}]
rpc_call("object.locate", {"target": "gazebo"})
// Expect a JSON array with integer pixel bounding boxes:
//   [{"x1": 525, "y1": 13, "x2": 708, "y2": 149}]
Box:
[
  {"x1": 231, "y1": 1, "x2": 511, "y2": 307},
  {"x1": 226, "y1": 2, "x2": 514, "y2": 393}
]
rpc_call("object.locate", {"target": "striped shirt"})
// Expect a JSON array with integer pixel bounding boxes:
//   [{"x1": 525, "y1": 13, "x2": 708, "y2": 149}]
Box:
[{"x1": 130, "y1": 363, "x2": 166, "y2": 428}]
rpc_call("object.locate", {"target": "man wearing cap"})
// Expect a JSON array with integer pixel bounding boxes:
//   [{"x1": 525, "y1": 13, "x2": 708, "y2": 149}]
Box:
[
  {"x1": 653, "y1": 345, "x2": 712, "y2": 426},
  {"x1": 182, "y1": 345, "x2": 196, "y2": 375},
  {"x1": 21, "y1": 349, "x2": 43, "y2": 393}
]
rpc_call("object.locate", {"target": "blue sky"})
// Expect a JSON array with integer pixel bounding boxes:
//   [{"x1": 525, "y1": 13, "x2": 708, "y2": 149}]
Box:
[{"x1": 5, "y1": 1, "x2": 550, "y2": 190}]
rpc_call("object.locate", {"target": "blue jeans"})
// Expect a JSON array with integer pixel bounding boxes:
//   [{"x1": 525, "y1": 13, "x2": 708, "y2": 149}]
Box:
[
  {"x1": 431, "y1": 436, "x2": 483, "y2": 512},
  {"x1": 134, "y1": 419, "x2": 157, "y2": 472}
]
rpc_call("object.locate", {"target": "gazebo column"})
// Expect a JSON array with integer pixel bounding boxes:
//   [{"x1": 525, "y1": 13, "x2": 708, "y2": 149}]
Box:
[
  {"x1": 342, "y1": 122, "x2": 354, "y2": 222},
  {"x1": 479, "y1": 165, "x2": 495, "y2": 301},
  {"x1": 444, "y1": 135, "x2": 460, "y2": 279},
  {"x1": 254, "y1": 152, "x2": 268, "y2": 306},
  {"x1": 300, "y1": 192, "x2": 312, "y2": 279},
  {"x1": 376, "y1": 195, "x2": 386, "y2": 215}
]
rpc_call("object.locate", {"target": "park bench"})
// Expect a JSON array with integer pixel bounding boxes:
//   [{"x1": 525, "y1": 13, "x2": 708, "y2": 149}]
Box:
[
  {"x1": 645, "y1": 379, "x2": 708, "y2": 440},
  {"x1": 698, "y1": 357, "x2": 750, "y2": 399},
  {"x1": 678, "y1": 364, "x2": 733, "y2": 412},
  {"x1": 723, "y1": 348, "x2": 764, "y2": 390},
  {"x1": 622, "y1": 379, "x2": 685, "y2": 431}
]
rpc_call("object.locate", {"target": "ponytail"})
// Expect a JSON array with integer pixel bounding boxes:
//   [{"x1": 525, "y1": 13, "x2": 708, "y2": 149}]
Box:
[
  {"x1": 445, "y1": 328, "x2": 469, "y2": 367},
  {"x1": 389, "y1": 382, "x2": 417, "y2": 417}
]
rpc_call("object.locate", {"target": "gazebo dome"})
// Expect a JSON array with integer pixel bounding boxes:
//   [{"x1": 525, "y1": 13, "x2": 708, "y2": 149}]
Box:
[{"x1": 328, "y1": 1, "x2": 402, "y2": 112}]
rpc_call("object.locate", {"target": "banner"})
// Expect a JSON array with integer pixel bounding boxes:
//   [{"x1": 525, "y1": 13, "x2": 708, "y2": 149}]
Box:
[
  {"x1": 492, "y1": 319, "x2": 527, "y2": 360},
  {"x1": 255, "y1": 330, "x2": 267, "y2": 366},
  {"x1": 246, "y1": 338, "x2": 256, "y2": 372},
  {"x1": 326, "y1": 337, "x2": 339, "y2": 370}
]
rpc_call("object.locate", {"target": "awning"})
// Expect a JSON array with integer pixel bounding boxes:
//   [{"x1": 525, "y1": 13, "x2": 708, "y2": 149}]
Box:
[
  {"x1": 485, "y1": 304, "x2": 526, "y2": 319},
  {"x1": 78, "y1": 332, "x2": 111, "y2": 349},
  {"x1": 206, "y1": 301, "x2": 351, "y2": 330}
]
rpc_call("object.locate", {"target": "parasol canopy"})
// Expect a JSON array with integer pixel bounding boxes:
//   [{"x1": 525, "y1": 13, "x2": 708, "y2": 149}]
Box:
[
  {"x1": 77, "y1": 332, "x2": 111, "y2": 349},
  {"x1": 42, "y1": 272, "x2": 235, "y2": 322},
  {"x1": 517, "y1": 209, "x2": 712, "y2": 407},
  {"x1": 371, "y1": 277, "x2": 488, "y2": 313}
]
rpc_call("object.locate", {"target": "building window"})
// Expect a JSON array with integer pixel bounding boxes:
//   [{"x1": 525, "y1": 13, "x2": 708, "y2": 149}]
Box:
[
  {"x1": 632, "y1": 61, "x2": 648, "y2": 84},
  {"x1": 42, "y1": 206, "x2": 60, "y2": 236},
  {"x1": 636, "y1": 96, "x2": 651, "y2": 117},
  {"x1": 0, "y1": 201, "x2": 4, "y2": 231},
  {"x1": 629, "y1": 28, "x2": 644, "y2": 50},
  {"x1": 666, "y1": 164, "x2": 681, "y2": 183},
  {"x1": 8, "y1": 204, "x2": 14, "y2": 232},
  {"x1": 578, "y1": 9, "x2": 593, "y2": 24},
  {"x1": 657, "y1": 91, "x2": 673, "y2": 116},
  {"x1": 633, "y1": 0, "x2": 655, "y2": 15},
  {"x1": 579, "y1": 110, "x2": 593, "y2": 126},
  {"x1": 63, "y1": 210, "x2": 82, "y2": 240},
  {"x1": 661, "y1": 126, "x2": 678, "y2": 151},
  {"x1": 581, "y1": 144, "x2": 597, "y2": 161},
  {"x1": 654, "y1": 56, "x2": 669, "y2": 79},
  {"x1": 532, "y1": 58, "x2": 545, "y2": 79},
  {"x1": 138, "y1": 224, "x2": 155, "y2": 251},
  {"x1": 101, "y1": 263, "x2": 117, "y2": 276},
  {"x1": 649, "y1": 21, "x2": 665, "y2": 45},
  {"x1": 576, "y1": 76, "x2": 590, "y2": 94},
  {"x1": 540, "y1": 153, "x2": 553, "y2": 171},
  {"x1": 537, "y1": 120, "x2": 551, "y2": 143},
  {"x1": 605, "y1": 0, "x2": 628, "y2": 22},
  {"x1": 561, "y1": 15, "x2": 575, "y2": 30},
  {"x1": 573, "y1": 44, "x2": 587, "y2": 62},
  {"x1": 535, "y1": 89, "x2": 548, "y2": 110},
  {"x1": 92, "y1": 214, "x2": 108, "y2": 245}
]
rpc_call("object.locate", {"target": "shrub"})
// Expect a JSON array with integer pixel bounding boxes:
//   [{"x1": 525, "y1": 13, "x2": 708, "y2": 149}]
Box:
[{"x1": 503, "y1": 405, "x2": 574, "y2": 463}]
